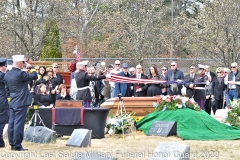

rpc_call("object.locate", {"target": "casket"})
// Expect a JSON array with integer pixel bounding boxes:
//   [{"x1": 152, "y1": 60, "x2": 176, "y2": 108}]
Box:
[{"x1": 100, "y1": 97, "x2": 159, "y2": 116}]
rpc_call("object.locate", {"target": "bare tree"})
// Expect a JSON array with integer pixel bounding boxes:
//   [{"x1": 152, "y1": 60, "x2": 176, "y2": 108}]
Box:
[{"x1": 181, "y1": 0, "x2": 240, "y2": 67}]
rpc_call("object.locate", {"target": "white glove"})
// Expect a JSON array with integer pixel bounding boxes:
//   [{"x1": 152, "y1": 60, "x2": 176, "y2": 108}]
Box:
[
  {"x1": 176, "y1": 79, "x2": 182, "y2": 82},
  {"x1": 106, "y1": 74, "x2": 111, "y2": 78}
]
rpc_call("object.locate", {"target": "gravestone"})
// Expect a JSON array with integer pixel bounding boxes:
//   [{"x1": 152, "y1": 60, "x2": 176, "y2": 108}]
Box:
[
  {"x1": 149, "y1": 142, "x2": 190, "y2": 160},
  {"x1": 66, "y1": 129, "x2": 92, "y2": 147},
  {"x1": 147, "y1": 121, "x2": 177, "y2": 137}
]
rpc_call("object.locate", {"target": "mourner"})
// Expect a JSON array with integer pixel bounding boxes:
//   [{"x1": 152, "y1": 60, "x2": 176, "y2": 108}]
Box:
[
  {"x1": 110, "y1": 60, "x2": 122, "y2": 98},
  {"x1": 184, "y1": 66, "x2": 198, "y2": 98},
  {"x1": 146, "y1": 65, "x2": 163, "y2": 96},
  {"x1": 34, "y1": 83, "x2": 54, "y2": 107},
  {"x1": 165, "y1": 61, "x2": 184, "y2": 95},
  {"x1": 225, "y1": 62, "x2": 240, "y2": 107},
  {"x1": 4, "y1": 55, "x2": 37, "y2": 151},
  {"x1": 75, "y1": 61, "x2": 108, "y2": 108},
  {"x1": 114, "y1": 63, "x2": 132, "y2": 97},
  {"x1": 52, "y1": 63, "x2": 63, "y2": 86},
  {"x1": 160, "y1": 66, "x2": 168, "y2": 95},
  {"x1": 211, "y1": 67, "x2": 225, "y2": 114},
  {"x1": 132, "y1": 64, "x2": 148, "y2": 97},
  {"x1": 56, "y1": 84, "x2": 71, "y2": 100},
  {"x1": 0, "y1": 58, "x2": 9, "y2": 148}
]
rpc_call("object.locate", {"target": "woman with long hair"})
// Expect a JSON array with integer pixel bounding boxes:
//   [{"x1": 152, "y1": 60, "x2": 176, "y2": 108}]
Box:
[
  {"x1": 34, "y1": 83, "x2": 53, "y2": 107},
  {"x1": 34, "y1": 66, "x2": 49, "y2": 93},
  {"x1": 146, "y1": 65, "x2": 163, "y2": 96},
  {"x1": 46, "y1": 67, "x2": 58, "y2": 105},
  {"x1": 56, "y1": 84, "x2": 71, "y2": 100}
]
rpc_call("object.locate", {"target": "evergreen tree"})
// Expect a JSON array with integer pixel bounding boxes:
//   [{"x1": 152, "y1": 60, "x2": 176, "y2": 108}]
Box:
[{"x1": 41, "y1": 19, "x2": 62, "y2": 58}]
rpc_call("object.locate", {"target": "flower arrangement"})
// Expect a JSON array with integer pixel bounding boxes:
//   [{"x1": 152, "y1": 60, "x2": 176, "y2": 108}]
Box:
[
  {"x1": 225, "y1": 99, "x2": 240, "y2": 127},
  {"x1": 106, "y1": 112, "x2": 135, "y2": 135},
  {"x1": 153, "y1": 95, "x2": 201, "y2": 111}
]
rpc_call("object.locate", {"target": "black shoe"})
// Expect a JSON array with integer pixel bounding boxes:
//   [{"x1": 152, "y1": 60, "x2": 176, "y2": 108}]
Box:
[
  {"x1": 14, "y1": 147, "x2": 28, "y2": 151},
  {"x1": 11, "y1": 147, "x2": 15, "y2": 150},
  {"x1": 0, "y1": 145, "x2": 5, "y2": 148}
]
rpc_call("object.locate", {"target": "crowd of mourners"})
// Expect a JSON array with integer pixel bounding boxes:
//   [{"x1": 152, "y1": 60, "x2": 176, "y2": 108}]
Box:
[
  {"x1": 0, "y1": 55, "x2": 240, "y2": 150},
  {"x1": 65, "y1": 60, "x2": 240, "y2": 116}
]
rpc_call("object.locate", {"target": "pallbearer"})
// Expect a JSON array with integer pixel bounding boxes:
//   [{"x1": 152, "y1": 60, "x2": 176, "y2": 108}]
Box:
[
  {"x1": 190, "y1": 64, "x2": 208, "y2": 110},
  {"x1": 75, "y1": 61, "x2": 108, "y2": 108}
]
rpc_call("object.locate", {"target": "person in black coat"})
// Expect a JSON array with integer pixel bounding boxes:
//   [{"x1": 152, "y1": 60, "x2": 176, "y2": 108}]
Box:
[
  {"x1": 164, "y1": 62, "x2": 184, "y2": 95},
  {"x1": 184, "y1": 66, "x2": 198, "y2": 98},
  {"x1": 4, "y1": 55, "x2": 37, "y2": 151},
  {"x1": 75, "y1": 61, "x2": 107, "y2": 108},
  {"x1": 132, "y1": 65, "x2": 148, "y2": 97},
  {"x1": 52, "y1": 63, "x2": 63, "y2": 85},
  {"x1": 34, "y1": 83, "x2": 53, "y2": 107},
  {"x1": 56, "y1": 84, "x2": 71, "y2": 100},
  {"x1": 0, "y1": 58, "x2": 9, "y2": 148},
  {"x1": 211, "y1": 67, "x2": 225, "y2": 114},
  {"x1": 146, "y1": 65, "x2": 163, "y2": 96},
  {"x1": 34, "y1": 66, "x2": 49, "y2": 93},
  {"x1": 46, "y1": 67, "x2": 58, "y2": 105}
]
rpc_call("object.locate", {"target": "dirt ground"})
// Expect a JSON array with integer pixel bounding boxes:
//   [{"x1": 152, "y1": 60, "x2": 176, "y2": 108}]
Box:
[{"x1": 1, "y1": 131, "x2": 240, "y2": 160}]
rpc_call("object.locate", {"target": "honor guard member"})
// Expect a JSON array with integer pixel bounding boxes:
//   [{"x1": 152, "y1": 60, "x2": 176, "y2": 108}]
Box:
[
  {"x1": 75, "y1": 61, "x2": 109, "y2": 108},
  {"x1": 0, "y1": 58, "x2": 8, "y2": 148},
  {"x1": 4, "y1": 55, "x2": 37, "y2": 151},
  {"x1": 189, "y1": 64, "x2": 208, "y2": 110}
]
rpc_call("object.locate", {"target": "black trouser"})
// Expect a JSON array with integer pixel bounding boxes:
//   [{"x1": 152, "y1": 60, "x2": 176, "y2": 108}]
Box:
[
  {"x1": 212, "y1": 98, "x2": 223, "y2": 115},
  {"x1": 205, "y1": 98, "x2": 211, "y2": 115}
]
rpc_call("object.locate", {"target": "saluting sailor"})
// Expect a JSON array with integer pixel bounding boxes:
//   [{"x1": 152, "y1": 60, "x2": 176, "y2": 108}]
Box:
[
  {"x1": 188, "y1": 64, "x2": 209, "y2": 110},
  {"x1": 0, "y1": 58, "x2": 9, "y2": 148},
  {"x1": 75, "y1": 61, "x2": 109, "y2": 108},
  {"x1": 4, "y1": 55, "x2": 37, "y2": 151}
]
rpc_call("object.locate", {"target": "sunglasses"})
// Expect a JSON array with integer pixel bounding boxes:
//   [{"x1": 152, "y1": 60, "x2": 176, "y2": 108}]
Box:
[
  {"x1": 53, "y1": 67, "x2": 59, "y2": 68},
  {"x1": 190, "y1": 68, "x2": 195, "y2": 70},
  {"x1": 171, "y1": 65, "x2": 175, "y2": 66},
  {"x1": 162, "y1": 69, "x2": 167, "y2": 71},
  {"x1": 231, "y1": 66, "x2": 236, "y2": 68},
  {"x1": 115, "y1": 64, "x2": 120, "y2": 66},
  {"x1": 216, "y1": 72, "x2": 222, "y2": 73},
  {"x1": 224, "y1": 72, "x2": 228, "y2": 73}
]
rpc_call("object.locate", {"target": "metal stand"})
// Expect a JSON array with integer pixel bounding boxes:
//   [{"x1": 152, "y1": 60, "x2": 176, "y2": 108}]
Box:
[{"x1": 28, "y1": 110, "x2": 45, "y2": 143}]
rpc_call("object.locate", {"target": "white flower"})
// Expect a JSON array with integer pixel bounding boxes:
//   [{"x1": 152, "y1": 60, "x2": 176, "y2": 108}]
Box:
[
  {"x1": 153, "y1": 102, "x2": 159, "y2": 108},
  {"x1": 108, "y1": 128, "x2": 115, "y2": 135},
  {"x1": 110, "y1": 118, "x2": 117, "y2": 125},
  {"x1": 181, "y1": 97, "x2": 189, "y2": 103},
  {"x1": 176, "y1": 103, "x2": 182, "y2": 108}
]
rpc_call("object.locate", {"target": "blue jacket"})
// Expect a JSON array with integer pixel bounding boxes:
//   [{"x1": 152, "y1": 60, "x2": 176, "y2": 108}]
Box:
[
  {"x1": 0, "y1": 71, "x2": 8, "y2": 110},
  {"x1": 165, "y1": 69, "x2": 184, "y2": 95},
  {"x1": 4, "y1": 67, "x2": 38, "y2": 107},
  {"x1": 114, "y1": 72, "x2": 131, "y2": 97}
]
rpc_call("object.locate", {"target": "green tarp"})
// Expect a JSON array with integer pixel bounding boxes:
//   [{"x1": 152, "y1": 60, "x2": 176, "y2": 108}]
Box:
[{"x1": 137, "y1": 108, "x2": 240, "y2": 140}]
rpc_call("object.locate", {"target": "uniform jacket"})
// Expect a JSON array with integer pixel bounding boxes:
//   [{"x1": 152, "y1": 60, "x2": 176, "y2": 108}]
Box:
[
  {"x1": 0, "y1": 71, "x2": 8, "y2": 110},
  {"x1": 75, "y1": 70, "x2": 105, "y2": 101},
  {"x1": 4, "y1": 67, "x2": 37, "y2": 107},
  {"x1": 193, "y1": 74, "x2": 208, "y2": 99}
]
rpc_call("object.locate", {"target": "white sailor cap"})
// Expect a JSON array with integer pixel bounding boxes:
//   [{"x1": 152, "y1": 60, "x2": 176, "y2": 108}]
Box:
[
  {"x1": 76, "y1": 60, "x2": 89, "y2": 66},
  {"x1": 12, "y1": 55, "x2": 26, "y2": 62},
  {"x1": 198, "y1": 64, "x2": 206, "y2": 70}
]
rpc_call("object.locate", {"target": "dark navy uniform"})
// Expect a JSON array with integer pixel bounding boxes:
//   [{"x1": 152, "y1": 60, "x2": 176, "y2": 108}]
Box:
[
  {"x1": 75, "y1": 69, "x2": 105, "y2": 107},
  {"x1": 4, "y1": 65, "x2": 37, "y2": 150},
  {"x1": 0, "y1": 58, "x2": 9, "y2": 148},
  {"x1": 193, "y1": 74, "x2": 208, "y2": 109}
]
